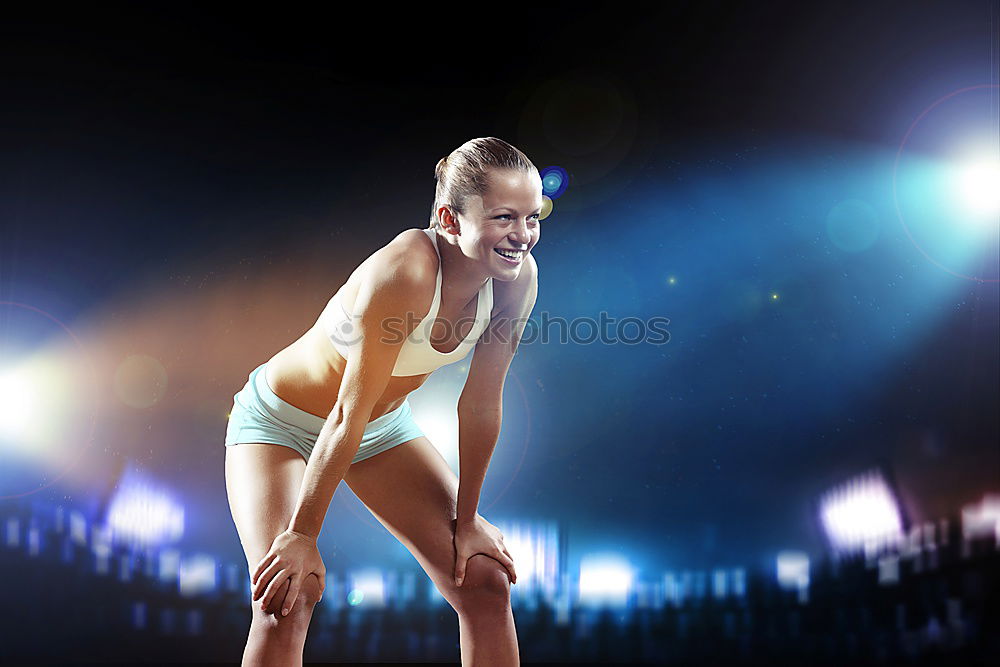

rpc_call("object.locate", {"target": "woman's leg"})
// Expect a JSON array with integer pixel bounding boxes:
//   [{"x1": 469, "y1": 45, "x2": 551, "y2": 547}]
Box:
[
  {"x1": 344, "y1": 436, "x2": 518, "y2": 667},
  {"x1": 225, "y1": 443, "x2": 325, "y2": 667}
]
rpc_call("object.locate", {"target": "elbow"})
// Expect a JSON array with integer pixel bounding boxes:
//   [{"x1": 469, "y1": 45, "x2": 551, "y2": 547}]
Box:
[{"x1": 323, "y1": 401, "x2": 368, "y2": 447}]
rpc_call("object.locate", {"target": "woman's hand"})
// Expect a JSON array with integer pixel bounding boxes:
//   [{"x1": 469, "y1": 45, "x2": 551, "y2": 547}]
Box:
[
  {"x1": 453, "y1": 514, "x2": 517, "y2": 587},
  {"x1": 251, "y1": 528, "x2": 326, "y2": 616}
]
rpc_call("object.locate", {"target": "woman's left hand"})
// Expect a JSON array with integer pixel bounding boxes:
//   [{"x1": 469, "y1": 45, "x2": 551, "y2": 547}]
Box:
[{"x1": 453, "y1": 514, "x2": 517, "y2": 587}]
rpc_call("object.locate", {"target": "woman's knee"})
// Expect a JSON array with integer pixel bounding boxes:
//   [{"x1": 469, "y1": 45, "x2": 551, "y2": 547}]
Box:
[
  {"x1": 450, "y1": 554, "x2": 511, "y2": 615},
  {"x1": 251, "y1": 572, "x2": 324, "y2": 629}
]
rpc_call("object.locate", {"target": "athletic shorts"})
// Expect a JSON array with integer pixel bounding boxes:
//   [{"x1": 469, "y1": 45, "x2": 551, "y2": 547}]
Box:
[{"x1": 224, "y1": 362, "x2": 424, "y2": 464}]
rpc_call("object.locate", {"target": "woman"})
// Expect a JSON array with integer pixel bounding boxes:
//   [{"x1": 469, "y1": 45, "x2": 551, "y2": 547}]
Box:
[{"x1": 224, "y1": 136, "x2": 540, "y2": 666}]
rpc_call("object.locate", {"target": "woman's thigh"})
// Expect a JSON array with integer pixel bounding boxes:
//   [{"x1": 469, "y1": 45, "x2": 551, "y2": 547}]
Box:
[
  {"x1": 343, "y1": 436, "x2": 506, "y2": 605},
  {"x1": 225, "y1": 442, "x2": 311, "y2": 612}
]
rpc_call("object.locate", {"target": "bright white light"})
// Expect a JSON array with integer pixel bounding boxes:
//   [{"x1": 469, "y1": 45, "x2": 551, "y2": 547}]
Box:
[
  {"x1": 411, "y1": 410, "x2": 458, "y2": 470},
  {"x1": 578, "y1": 553, "x2": 634, "y2": 607},
  {"x1": 180, "y1": 553, "x2": 218, "y2": 597},
  {"x1": 953, "y1": 158, "x2": 1000, "y2": 220},
  {"x1": 106, "y1": 474, "x2": 185, "y2": 547},
  {"x1": 348, "y1": 568, "x2": 386, "y2": 607},
  {"x1": 776, "y1": 550, "x2": 810, "y2": 590},
  {"x1": 495, "y1": 520, "x2": 561, "y2": 599},
  {"x1": 0, "y1": 366, "x2": 43, "y2": 443},
  {"x1": 0, "y1": 356, "x2": 86, "y2": 462},
  {"x1": 819, "y1": 470, "x2": 904, "y2": 557}
]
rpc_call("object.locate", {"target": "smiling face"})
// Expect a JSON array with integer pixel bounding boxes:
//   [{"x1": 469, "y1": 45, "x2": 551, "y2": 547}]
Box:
[{"x1": 440, "y1": 168, "x2": 542, "y2": 281}]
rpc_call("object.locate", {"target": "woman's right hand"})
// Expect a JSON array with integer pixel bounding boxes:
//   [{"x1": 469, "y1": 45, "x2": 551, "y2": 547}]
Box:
[{"x1": 251, "y1": 528, "x2": 327, "y2": 616}]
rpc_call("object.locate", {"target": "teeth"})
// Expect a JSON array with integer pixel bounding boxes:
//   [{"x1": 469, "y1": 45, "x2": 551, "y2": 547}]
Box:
[{"x1": 496, "y1": 248, "x2": 523, "y2": 260}]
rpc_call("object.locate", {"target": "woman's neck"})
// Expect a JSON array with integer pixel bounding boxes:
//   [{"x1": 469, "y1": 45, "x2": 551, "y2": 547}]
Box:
[{"x1": 434, "y1": 231, "x2": 489, "y2": 309}]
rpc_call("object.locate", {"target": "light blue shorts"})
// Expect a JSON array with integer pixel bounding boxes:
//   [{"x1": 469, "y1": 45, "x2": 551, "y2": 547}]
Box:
[{"x1": 224, "y1": 362, "x2": 424, "y2": 464}]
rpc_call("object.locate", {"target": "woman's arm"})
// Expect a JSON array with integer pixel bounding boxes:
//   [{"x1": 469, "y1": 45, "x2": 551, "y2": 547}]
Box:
[
  {"x1": 288, "y1": 245, "x2": 436, "y2": 539},
  {"x1": 455, "y1": 254, "x2": 538, "y2": 526}
]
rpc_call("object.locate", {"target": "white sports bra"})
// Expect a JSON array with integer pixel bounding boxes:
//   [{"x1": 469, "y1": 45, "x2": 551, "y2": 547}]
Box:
[{"x1": 321, "y1": 228, "x2": 494, "y2": 377}]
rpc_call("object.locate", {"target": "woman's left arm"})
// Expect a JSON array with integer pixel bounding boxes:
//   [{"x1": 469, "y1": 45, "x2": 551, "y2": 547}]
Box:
[
  {"x1": 453, "y1": 255, "x2": 537, "y2": 584},
  {"x1": 457, "y1": 254, "x2": 537, "y2": 522}
]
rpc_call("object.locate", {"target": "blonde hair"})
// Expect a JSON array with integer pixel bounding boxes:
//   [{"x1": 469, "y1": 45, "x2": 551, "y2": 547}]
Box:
[{"x1": 429, "y1": 137, "x2": 538, "y2": 229}]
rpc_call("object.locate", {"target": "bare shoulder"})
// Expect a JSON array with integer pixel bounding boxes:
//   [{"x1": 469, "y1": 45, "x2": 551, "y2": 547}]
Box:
[
  {"x1": 493, "y1": 252, "x2": 538, "y2": 318},
  {"x1": 355, "y1": 228, "x2": 438, "y2": 316},
  {"x1": 385, "y1": 228, "x2": 438, "y2": 270}
]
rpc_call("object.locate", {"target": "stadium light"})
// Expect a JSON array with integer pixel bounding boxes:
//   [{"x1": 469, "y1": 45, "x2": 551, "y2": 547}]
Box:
[
  {"x1": 818, "y1": 469, "x2": 905, "y2": 558},
  {"x1": 579, "y1": 553, "x2": 634, "y2": 607}
]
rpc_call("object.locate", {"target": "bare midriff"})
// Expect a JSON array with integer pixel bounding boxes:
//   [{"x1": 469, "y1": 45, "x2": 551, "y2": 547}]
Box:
[{"x1": 263, "y1": 309, "x2": 431, "y2": 423}]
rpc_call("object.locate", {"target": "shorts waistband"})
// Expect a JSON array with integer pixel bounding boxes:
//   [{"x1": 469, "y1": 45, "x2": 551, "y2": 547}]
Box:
[{"x1": 250, "y1": 362, "x2": 409, "y2": 435}]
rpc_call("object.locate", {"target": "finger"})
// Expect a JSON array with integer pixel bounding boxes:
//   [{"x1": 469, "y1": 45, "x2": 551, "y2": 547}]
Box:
[
  {"x1": 313, "y1": 571, "x2": 326, "y2": 603},
  {"x1": 253, "y1": 560, "x2": 283, "y2": 600},
  {"x1": 498, "y1": 551, "x2": 517, "y2": 584},
  {"x1": 503, "y1": 547, "x2": 516, "y2": 580},
  {"x1": 455, "y1": 554, "x2": 467, "y2": 586},
  {"x1": 266, "y1": 577, "x2": 292, "y2": 615},
  {"x1": 251, "y1": 552, "x2": 275, "y2": 586},
  {"x1": 260, "y1": 569, "x2": 289, "y2": 612},
  {"x1": 282, "y1": 575, "x2": 300, "y2": 617}
]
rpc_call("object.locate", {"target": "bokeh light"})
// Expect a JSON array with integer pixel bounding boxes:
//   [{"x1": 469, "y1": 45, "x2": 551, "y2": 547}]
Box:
[
  {"x1": 539, "y1": 166, "x2": 569, "y2": 199},
  {"x1": 826, "y1": 199, "x2": 881, "y2": 253},
  {"x1": 113, "y1": 354, "x2": 168, "y2": 409}
]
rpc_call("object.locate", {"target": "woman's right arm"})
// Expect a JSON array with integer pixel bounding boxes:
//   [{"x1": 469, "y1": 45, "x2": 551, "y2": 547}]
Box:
[{"x1": 287, "y1": 244, "x2": 434, "y2": 540}]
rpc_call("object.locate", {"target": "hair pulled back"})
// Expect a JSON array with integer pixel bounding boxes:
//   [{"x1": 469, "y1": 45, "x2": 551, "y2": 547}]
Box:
[{"x1": 429, "y1": 137, "x2": 537, "y2": 229}]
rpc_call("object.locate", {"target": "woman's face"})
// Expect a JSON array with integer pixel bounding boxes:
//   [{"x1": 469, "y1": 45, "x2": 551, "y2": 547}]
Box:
[{"x1": 452, "y1": 168, "x2": 542, "y2": 281}]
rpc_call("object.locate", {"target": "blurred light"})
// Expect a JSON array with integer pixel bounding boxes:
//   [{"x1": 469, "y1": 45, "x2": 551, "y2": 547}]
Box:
[
  {"x1": 952, "y1": 158, "x2": 1000, "y2": 220},
  {"x1": 348, "y1": 569, "x2": 385, "y2": 608},
  {"x1": 113, "y1": 354, "x2": 168, "y2": 409},
  {"x1": 0, "y1": 366, "x2": 40, "y2": 442},
  {"x1": 159, "y1": 548, "x2": 181, "y2": 584},
  {"x1": 106, "y1": 471, "x2": 185, "y2": 547},
  {"x1": 878, "y1": 553, "x2": 900, "y2": 585},
  {"x1": 819, "y1": 469, "x2": 904, "y2": 557},
  {"x1": 28, "y1": 523, "x2": 40, "y2": 556},
  {"x1": 539, "y1": 195, "x2": 554, "y2": 221},
  {"x1": 663, "y1": 572, "x2": 678, "y2": 605},
  {"x1": 495, "y1": 519, "x2": 561, "y2": 600},
  {"x1": 411, "y1": 410, "x2": 458, "y2": 470},
  {"x1": 776, "y1": 550, "x2": 809, "y2": 590},
  {"x1": 92, "y1": 523, "x2": 112, "y2": 575},
  {"x1": 180, "y1": 553, "x2": 218, "y2": 597},
  {"x1": 961, "y1": 492, "x2": 1000, "y2": 541},
  {"x1": 730, "y1": 567, "x2": 747, "y2": 597},
  {"x1": 539, "y1": 166, "x2": 568, "y2": 199},
  {"x1": 0, "y1": 358, "x2": 78, "y2": 458},
  {"x1": 578, "y1": 553, "x2": 634, "y2": 607},
  {"x1": 711, "y1": 569, "x2": 728, "y2": 599},
  {"x1": 69, "y1": 509, "x2": 87, "y2": 545},
  {"x1": 5, "y1": 516, "x2": 19, "y2": 548}
]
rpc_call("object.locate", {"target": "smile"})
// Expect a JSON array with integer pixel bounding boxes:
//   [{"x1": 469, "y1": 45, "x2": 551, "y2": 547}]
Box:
[{"x1": 493, "y1": 248, "x2": 525, "y2": 264}]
